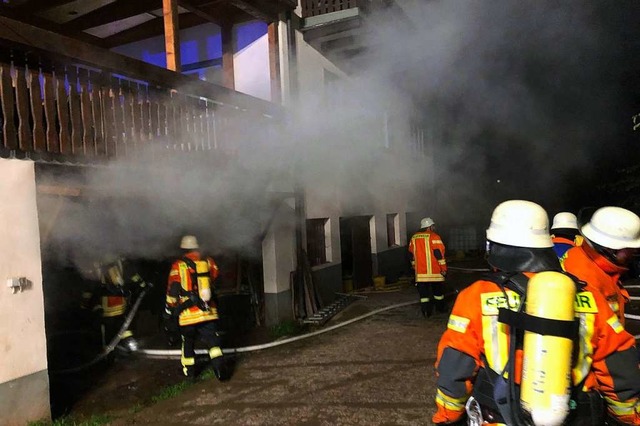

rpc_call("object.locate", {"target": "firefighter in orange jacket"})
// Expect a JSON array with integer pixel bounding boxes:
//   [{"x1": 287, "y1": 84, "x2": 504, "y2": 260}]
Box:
[
  {"x1": 561, "y1": 206, "x2": 640, "y2": 326},
  {"x1": 81, "y1": 255, "x2": 148, "y2": 354},
  {"x1": 550, "y1": 211, "x2": 582, "y2": 258},
  {"x1": 409, "y1": 217, "x2": 447, "y2": 317},
  {"x1": 164, "y1": 235, "x2": 229, "y2": 380},
  {"x1": 433, "y1": 200, "x2": 640, "y2": 425}
]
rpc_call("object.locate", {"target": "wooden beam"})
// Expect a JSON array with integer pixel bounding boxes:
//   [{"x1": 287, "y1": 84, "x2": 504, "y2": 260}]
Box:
[
  {"x1": 178, "y1": 0, "x2": 222, "y2": 25},
  {"x1": 0, "y1": 4, "x2": 107, "y2": 47},
  {"x1": 221, "y1": 23, "x2": 235, "y2": 90},
  {"x1": 163, "y1": 0, "x2": 181, "y2": 72},
  {"x1": 228, "y1": 0, "x2": 275, "y2": 22},
  {"x1": 64, "y1": 0, "x2": 161, "y2": 32},
  {"x1": 100, "y1": 12, "x2": 205, "y2": 49},
  {"x1": 0, "y1": 15, "x2": 283, "y2": 116},
  {"x1": 268, "y1": 21, "x2": 281, "y2": 104}
]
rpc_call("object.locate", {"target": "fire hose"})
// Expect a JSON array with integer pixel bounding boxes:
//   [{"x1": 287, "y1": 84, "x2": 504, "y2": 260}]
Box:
[
  {"x1": 51, "y1": 287, "x2": 149, "y2": 375},
  {"x1": 139, "y1": 292, "x2": 458, "y2": 359}
]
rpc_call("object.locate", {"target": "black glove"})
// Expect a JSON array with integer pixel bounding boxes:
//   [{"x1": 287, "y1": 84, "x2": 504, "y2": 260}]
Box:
[{"x1": 162, "y1": 306, "x2": 180, "y2": 346}]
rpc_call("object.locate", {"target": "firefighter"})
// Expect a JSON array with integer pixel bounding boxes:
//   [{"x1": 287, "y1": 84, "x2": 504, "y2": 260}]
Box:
[
  {"x1": 81, "y1": 254, "x2": 148, "y2": 354},
  {"x1": 561, "y1": 206, "x2": 640, "y2": 325},
  {"x1": 433, "y1": 200, "x2": 640, "y2": 426},
  {"x1": 408, "y1": 217, "x2": 448, "y2": 317},
  {"x1": 163, "y1": 235, "x2": 229, "y2": 380},
  {"x1": 550, "y1": 211, "x2": 582, "y2": 258}
]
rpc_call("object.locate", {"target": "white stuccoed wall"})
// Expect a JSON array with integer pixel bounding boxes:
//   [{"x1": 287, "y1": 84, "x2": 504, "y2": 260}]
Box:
[{"x1": 0, "y1": 159, "x2": 49, "y2": 425}]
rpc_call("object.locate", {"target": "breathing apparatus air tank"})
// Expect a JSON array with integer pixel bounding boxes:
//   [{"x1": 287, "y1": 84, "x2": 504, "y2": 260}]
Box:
[{"x1": 520, "y1": 271, "x2": 576, "y2": 426}]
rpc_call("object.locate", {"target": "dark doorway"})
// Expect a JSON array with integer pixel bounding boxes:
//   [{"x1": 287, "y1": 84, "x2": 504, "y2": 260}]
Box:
[{"x1": 340, "y1": 216, "x2": 373, "y2": 290}]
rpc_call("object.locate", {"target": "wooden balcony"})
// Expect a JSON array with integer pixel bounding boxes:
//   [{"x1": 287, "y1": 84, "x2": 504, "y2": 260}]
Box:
[{"x1": 0, "y1": 15, "x2": 283, "y2": 163}]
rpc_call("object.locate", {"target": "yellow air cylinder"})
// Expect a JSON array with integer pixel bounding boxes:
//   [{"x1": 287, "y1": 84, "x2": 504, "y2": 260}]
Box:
[{"x1": 520, "y1": 271, "x2": 575, "y2": 426}]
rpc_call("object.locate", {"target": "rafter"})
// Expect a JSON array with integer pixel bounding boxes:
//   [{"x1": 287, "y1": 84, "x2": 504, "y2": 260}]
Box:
[
  {"x1": 0, "y1": 4, "x2": 106, "y2": 47},
  {"x1": 63, "y1": 0, "x2": 161, "y2": 32},
  {"x1": 100, "y1": 12, "x2": 207, "y2": 48}
]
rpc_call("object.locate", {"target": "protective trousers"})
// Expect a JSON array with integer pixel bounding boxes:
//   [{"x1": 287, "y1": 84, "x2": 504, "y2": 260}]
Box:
[
  {"x1": 180, "y1": 320, "x2": 224, "y2": 377},
  {"x1": 416, "y1": 282, "x2": 445, "y2": 317}
]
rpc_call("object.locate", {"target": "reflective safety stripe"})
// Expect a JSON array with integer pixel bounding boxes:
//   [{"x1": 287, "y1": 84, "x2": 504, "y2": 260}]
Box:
[
  {"x1": 416, "y1": 273, "x2": 445, "y2": 282},
  {"x1": 607, "y1": 314, "x2": 624, "y2": 334},
  {"x1": 166, "y1": 296, "x2": 178, "y2": 305},
  {"x1": 482, "y1": 315, "x2": 509, "y2": 374},
  {"x1": 573, "y1": 313, "x2": 595, "y2": 384},
  {"x1": 209, "y1": 347, "x2": 223, "y2": 359},
  {"x1": 181, "y1": 340, "x2": 195, "y2": 366},
  {"x1": 120, "y1": 330, "x2": 133, "y2": 339},
  {"x1": 434, "y1": 294, "x2": 445, "y2": 301},
  {"x1": 169, "y1": 269, "x2": 179, "y2": 277},
  {"x1": 438, "y1": 259, "x2": 446, "y2": 265},
  {"x1": 604, "y1": 396, "x2": 638, "y2": 417},
  {"x1": 420, "y1": 297, "x2": 430, "y2": 303},
  {"x1": 423, "y1": 237, "x2": 433, "y2": 275},
  {"x1": 447, "y1": 315, "x2": 470, "y2": 333},
  {"x1": 435, "y1": 389, "x2": 467, "y2": 412},
  {"x1": 179, "y1": 262, "x2": 189, "y2": 289}
]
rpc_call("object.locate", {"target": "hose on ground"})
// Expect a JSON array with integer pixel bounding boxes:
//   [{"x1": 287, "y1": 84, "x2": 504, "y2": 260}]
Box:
[
  {"x1": 448, "y1": 266, "x2": 491, "y2": 272},
  {"x1": 140, "y1": 295, "x2": 455, "y2": 359},
  {"x1": 51, "y1": 288, "x2": 148, "y2": 375}
]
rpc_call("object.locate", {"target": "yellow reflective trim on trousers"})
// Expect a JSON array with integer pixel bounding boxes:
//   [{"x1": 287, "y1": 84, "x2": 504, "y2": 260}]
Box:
[
  {"x1": 209, "y1": 347, "x2": 223, "y2": 359},
  {"x1": 433, "y1": 294, "x2": 445, "y2": 300},
  {"x1": 120, "y1": 330, "x2": 133, "y2": 339},
  {"x1": 420, "y1": 297, "x2": 430, "y2": 303},
  {"x1": 435, "y1": 389, "x2": 467, "y2": 411},
  {"x1": 181, "y1": 340, "x2": 195, "y2": 366}
]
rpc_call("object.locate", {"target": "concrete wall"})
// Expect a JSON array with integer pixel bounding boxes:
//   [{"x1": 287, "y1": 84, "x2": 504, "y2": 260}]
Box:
[
  {"x1": 262, "y1": 198, "x2": 296, "y2": 325},
  {"x1": 112, "y1": 21, "x2": 272, "y2": 101},
  {"x1": 0, "y1": 159, "x2": 49, "y2": 425}
]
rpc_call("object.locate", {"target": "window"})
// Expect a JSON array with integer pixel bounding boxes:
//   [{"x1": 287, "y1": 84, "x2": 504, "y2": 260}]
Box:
[
  {"x1": 307, "y1": 218, "x2": 331, "y2": 266},
  {"x1": 387, "y1": 213, "x2": 399, "y2": 247}
]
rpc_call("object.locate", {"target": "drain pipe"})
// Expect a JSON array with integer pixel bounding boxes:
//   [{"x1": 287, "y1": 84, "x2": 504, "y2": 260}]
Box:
[
  {"x1": 140, "y1": 299, "x2": 429, "y2": 359},
  {"x1": 51, "y1": 288, "x2": 148, "y2": 375}
]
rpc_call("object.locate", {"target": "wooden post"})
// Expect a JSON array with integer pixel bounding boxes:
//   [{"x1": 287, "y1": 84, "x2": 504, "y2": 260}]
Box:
[
  {"x1": 162, "y1": 0, "x2": 181, "y2": 72},
  {"x1": 221, "y1": 23, "x2": 235, "y2": 90},
  {"x1": 268, "y1": 22, "x2": 281, "y2": 104}
]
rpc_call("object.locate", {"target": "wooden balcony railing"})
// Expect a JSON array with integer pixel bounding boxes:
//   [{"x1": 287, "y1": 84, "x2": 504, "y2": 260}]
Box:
[
  {"x1": 301, "y1": 0, "x2": 358, "y2": 18},
  {"x1": 0, "y1": 15, "x2": 282, "y2": 162}
]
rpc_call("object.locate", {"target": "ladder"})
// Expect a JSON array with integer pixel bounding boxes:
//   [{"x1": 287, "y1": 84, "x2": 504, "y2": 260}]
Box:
[{"x1": 303, "y1": 292, "x2": 367, "y2": 325}]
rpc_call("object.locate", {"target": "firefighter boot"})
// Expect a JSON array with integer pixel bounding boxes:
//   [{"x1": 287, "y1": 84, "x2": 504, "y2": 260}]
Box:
[
  {"x1": 421, "y1": 301, "x2": 434, "y2": 318},
  {"x1": 435, "y1": 298, "x2": 449, "y2": 314}
]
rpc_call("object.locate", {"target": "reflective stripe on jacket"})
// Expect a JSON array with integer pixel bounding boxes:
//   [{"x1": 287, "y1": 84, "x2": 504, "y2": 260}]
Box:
[
  {"x1": 166, "y1": 251, "x2": 220, "y2": 326},
  {"x1": 408, "y1": 230, "x2": 446, "y2": 282},
  {"x1": 561, "y1": 244, "x2": 629, "y2": 325},
  {"x1": 433, "y1": 274, "x2": 640, "y2": 425}
]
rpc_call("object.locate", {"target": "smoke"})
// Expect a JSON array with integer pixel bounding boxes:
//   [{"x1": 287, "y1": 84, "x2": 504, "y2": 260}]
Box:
[{"x1": 38, "y1": 0, "x2": 632, "y2": 266}]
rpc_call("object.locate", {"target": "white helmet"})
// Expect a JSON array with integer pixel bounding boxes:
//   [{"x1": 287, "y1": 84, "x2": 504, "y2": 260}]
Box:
[
  {"x1": 486, "y1": 200, "x2": 553, "y2": 248},
  {"x1": 581, "y1": 207, "x2": 640, "y2": 250},
  {"x1": 420, "y1": 217, "x2": 435, "y2": 228},
  {"x1": 180, "y1": 235, "x2": 199, "y2": 250},
  {"x1": 551, "y1": 212, "x2": 578, "y2": 231}
]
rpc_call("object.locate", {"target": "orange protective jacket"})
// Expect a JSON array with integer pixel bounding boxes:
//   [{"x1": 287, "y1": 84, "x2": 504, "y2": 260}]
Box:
[
  {"x1": 408, "y1": 230, "x2": 447, "y2": 282},
  {"x1": 433, "y1": 274, "x2": 640, "y2": 425},
  {"x1": 166, "y1": 251, "x2": 220, "y2": 326},
  {"x1": 561, "y1": 244, "x2": 629, "y2": 325}
]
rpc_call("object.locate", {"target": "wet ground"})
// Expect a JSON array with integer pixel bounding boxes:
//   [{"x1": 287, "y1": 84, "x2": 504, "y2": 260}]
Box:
[
  {"x1": 54, "y1": 259, "x2": 640, "y2": 425},
  {"x1": 55, "y1": 259, "x2": 482, "y2": 425}
]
